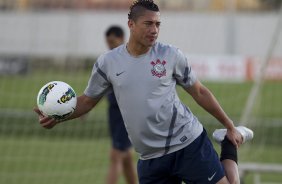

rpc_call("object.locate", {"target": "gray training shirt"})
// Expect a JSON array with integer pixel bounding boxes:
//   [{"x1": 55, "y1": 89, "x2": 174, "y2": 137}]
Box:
[{"x1": 84, "y1": 42, "x2": 203, "y2": 159}]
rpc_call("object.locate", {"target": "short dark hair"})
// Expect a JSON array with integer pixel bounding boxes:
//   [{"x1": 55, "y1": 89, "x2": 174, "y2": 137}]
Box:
[
  {"x1": 105, "y1": 26, "x2": 124, "y2": 38},
  {"x1": 128, "y1": 0, "x2": 159, "y2": 21}
]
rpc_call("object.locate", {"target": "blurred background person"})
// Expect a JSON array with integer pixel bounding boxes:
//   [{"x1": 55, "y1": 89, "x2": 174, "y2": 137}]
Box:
[{"x1": 104, "y1": 25, "x2": 137, "y2": 184}]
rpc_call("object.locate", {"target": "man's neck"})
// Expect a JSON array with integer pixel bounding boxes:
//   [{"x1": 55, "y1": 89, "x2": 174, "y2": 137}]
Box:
[{"x1": 126, "y1": 40, "x2": 151, "y2": 57}]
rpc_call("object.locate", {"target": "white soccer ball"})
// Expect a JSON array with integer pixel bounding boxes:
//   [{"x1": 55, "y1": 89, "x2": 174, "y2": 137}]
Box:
[{"x1": 37, "y1": 81, "x2": 77, "y2": 121}]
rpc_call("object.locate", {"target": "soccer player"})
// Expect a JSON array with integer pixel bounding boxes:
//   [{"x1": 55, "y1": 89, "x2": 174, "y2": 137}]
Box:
[
  {"x1": 34, "y1": 0, "x2": 253, "y2": 183},
  {"x1": 104, "y1": 25, "x2": 137, "y2": 184}
]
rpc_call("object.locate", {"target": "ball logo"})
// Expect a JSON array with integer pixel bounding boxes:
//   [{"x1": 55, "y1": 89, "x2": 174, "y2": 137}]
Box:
[
  {"x1": 38, "y1": 83, "x2": 57, "y2": 105},
  {"x1": 151, "y1": 59, "x2": 166, "y2": 78},
  {"x1": 57, "y1": 88, "x2": 76, "y2": 104}
]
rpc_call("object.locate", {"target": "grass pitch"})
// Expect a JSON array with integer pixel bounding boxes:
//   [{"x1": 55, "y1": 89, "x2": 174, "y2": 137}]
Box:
[{"x1": 0, "y1": 68, "x2": 282, "y2": 184}]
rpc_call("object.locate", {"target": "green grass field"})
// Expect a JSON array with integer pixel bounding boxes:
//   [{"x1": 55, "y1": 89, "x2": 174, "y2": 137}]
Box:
[{"x1": 0, "y1": 68, "x2": 282, "y2": 184}]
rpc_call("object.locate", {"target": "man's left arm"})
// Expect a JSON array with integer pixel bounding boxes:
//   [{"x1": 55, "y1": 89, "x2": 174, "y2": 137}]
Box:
[{"x1": 185, "y1": 80, "x2": 242, "y2": 148}]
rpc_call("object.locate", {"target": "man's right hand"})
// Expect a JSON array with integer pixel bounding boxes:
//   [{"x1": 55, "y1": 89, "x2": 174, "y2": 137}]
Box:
[{"x1": 33, "y1": 107, "x2": 58, "y2": 129}]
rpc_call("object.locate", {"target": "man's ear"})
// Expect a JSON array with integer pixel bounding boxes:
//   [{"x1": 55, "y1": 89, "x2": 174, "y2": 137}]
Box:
[{"x1": 128, "y1": 19, "x2": 134, "y2": 29}]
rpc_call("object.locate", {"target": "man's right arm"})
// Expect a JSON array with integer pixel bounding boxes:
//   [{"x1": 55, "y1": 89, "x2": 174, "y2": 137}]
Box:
[{"x1": 34, "y1": 94, "x2": 101, "y2": 129}]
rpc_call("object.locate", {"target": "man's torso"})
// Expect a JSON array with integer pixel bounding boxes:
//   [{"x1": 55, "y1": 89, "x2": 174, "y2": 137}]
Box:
[{"x1": 85, "y1": 42, "x2": 203, "y2": 159}]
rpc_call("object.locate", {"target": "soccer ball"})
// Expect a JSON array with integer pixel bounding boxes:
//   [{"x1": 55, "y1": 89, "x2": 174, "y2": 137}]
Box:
[{"x1": 37, "y1": 81, "x2": 77, "y2": 121}]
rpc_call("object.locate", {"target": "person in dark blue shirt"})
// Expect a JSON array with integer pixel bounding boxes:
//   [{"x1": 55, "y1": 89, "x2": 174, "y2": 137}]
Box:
[{"x1": 104, "y1": 25, "x2": 137, "y2": 184}]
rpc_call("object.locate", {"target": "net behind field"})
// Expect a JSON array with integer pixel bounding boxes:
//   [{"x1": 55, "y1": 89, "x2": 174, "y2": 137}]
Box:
[
  {"x1": 0, "y1": 61, "x2": 112, "y2": 184},
  {"x1": 1, "y1": 61, "x2": 282, "y2": 184}
]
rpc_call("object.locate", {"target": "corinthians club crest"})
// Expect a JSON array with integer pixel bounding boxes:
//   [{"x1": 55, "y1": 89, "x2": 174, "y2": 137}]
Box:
[{"x1": 151, "y1": 59, "x2": 166, "y2": 78}]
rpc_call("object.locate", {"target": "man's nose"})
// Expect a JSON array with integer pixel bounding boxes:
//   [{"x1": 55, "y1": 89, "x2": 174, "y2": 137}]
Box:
[{"x1": 150, "y1": 24, "x2": 158, "y2": 34}]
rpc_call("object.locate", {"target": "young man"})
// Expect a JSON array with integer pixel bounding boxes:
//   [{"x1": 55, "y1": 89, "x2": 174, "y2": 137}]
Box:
[
  {"x1": 34, "y1": 0, "x2": 253, "y2": 183},
  {"x1": 104, "y1": 26, "x2": 137, "y2": 184}
]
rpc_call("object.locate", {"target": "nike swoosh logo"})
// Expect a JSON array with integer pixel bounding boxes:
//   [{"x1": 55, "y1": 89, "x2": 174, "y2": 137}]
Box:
[
  {"x1": 116, "y1": 71, "x2": 125, "y2": 76},
  {"x1": 208, "y1": 172, "x2": 216, "y2": 181}
]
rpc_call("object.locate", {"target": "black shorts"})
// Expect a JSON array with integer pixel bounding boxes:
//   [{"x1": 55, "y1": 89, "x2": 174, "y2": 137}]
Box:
[
  {"x1": 108, "y1": 105, "x2": 132, "y2": 151},
  {"x1": 137, "y1": 129, "x2": 225, "y2": 184}
]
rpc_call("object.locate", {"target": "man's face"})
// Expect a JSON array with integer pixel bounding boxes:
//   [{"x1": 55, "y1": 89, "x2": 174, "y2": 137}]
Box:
[
  {"x1": 106, "y1": 34, "x2": 124, "y2": 50},
  {"x1": 129, "y1": 10, "x2": 161, "y2": 47}
]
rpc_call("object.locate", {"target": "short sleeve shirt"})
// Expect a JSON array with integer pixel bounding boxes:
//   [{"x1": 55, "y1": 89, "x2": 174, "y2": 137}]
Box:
[{"x1": 84, "y1": 42, "x2": 203, "y2": 159}]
